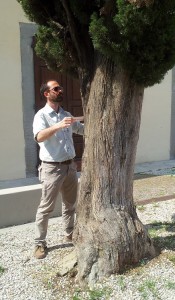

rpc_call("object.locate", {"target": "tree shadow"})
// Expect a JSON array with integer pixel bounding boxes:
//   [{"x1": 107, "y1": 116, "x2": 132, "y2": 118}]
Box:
[
  {"x1": 145, "y1": 221, "x2": 175, "y2": 251},
  {"x1": 171, "y1": 214, "x2": 175, "y2": 222},
  {"x1": 121, "y1": 222, "x2": 175, "y2": 274},
  {"x1": 134, "y1": 173, "x2": 157, "y2": 180}
]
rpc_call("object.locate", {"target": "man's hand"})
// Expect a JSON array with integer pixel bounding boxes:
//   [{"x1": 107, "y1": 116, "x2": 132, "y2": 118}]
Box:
[
  {"x1": 57, "y1": 117, "x2": 75, "y2": 129},
  {"x1": 36, "y1": 117, "x2": 76, "y2": 142},
  {"x1": 45, "y1": 116, "x2": 76, "y2": 132}
]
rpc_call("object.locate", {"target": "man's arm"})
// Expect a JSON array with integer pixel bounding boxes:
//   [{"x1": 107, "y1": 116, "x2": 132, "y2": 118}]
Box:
[
  {"x1": 72, "y1": 121, "x2": 84, "y2": 136},
  {"x1": 36, "y1": 117, "x2": 75, "y2": 142}
]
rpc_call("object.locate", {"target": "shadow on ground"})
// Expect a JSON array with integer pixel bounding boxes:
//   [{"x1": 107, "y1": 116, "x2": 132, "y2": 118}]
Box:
[
  {"x1": 48, "y1": 243, "x2": 74, "y2": 252},
  {"x1": 134, "y1": 174, "x2": 157, "y2": 180},
  {"x1": 146, "y1": 222, "x2": 175, "y2": 251}
]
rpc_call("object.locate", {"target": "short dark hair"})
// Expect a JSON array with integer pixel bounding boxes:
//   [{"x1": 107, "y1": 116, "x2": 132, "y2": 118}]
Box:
[
  {"x1": 40, "y1": 82, "x2": 49, "y2": 100},
  {"x1": 40, "y1": 79, "x2": 59, "y2": 100}
]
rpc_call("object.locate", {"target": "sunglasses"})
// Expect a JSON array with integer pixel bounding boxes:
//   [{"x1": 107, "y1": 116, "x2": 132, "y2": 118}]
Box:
[{"x1": 49, "y1": 86, "x2": 63, "y2": 92}]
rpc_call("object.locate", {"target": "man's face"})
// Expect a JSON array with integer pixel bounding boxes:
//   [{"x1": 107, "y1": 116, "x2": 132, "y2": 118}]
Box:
[{"x1": 47, "y1": 81, "x2": 63, "y2": 103}]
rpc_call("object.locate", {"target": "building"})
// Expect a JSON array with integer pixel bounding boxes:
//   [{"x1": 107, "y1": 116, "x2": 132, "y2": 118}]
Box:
[{"x1": 0, "y1": 0, "x2": 175, "y2": 182}]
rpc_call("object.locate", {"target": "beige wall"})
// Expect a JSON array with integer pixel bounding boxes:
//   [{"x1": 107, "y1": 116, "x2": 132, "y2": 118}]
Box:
[
  {"x1": 0, "y1": 1, "x2": 29, "y2": 180},
  {"x1": 136, "y1": 71, "x2": 172, "y2": 163},
  {"x1": 0, "y1": 1, "x2": 173, "y2": 181}
]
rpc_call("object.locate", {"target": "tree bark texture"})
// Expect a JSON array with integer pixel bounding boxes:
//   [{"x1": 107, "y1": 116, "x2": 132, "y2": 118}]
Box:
[{"x1": 74, "y1": 56, "x2": 155, "y2": 285}]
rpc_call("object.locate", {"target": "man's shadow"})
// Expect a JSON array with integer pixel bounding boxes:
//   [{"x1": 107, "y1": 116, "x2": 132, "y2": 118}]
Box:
[{"x1": 48, "y1": 242, "x2": 74, "y2": 252}]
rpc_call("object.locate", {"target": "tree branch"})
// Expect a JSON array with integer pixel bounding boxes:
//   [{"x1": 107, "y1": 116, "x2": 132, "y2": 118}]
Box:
[
  {"x1": 60, "y1": 0, "x2": 84, "y2": 67},
  {"x1": 100, "y1": 0, "x2": 116, "y2": 16},
  {"x1": 50, "y1": 20, "x2": 64, "y2": 30}
]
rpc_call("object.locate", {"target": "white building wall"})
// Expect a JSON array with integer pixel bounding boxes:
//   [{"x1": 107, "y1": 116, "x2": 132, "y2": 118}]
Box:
[
  {"x1": 0, "y1": 1, "x2": 173, "y2": 181},
  {"x1": 136, "y1": 71, "x2": 172, "y2": 163},
  {"x1": 0, "y1": 1, "x2": 29, "y2": 180}
]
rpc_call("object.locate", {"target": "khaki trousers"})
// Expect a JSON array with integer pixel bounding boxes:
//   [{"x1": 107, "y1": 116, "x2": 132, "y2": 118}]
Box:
[{"x1": 35, "y1": 161, "x2": 78, "y2": 246}]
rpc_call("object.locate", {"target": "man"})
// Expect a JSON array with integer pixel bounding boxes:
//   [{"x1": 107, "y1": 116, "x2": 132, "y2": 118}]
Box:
[{"x1": 33, "y1": 79, "x2": 84, "y2": 259}]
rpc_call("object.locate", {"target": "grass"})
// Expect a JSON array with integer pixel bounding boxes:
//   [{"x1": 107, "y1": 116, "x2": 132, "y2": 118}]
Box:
[
  {"x1": 148, "y1": 221, "x2": 175, "y2": 232},
  {"x1": 167, "y1": 253, "x2": 175, "y2": 264},
  {"x1": 166, "y1": 280, "x2": 175, "y2": 290},
  {"x1": 152, "y1": 202, "x2": 159, "y2": 208},
  {"x1": 137, "y1": 205, "x2": 146, "y2": 211},
  {"x1": 138, "y1": 279, "x2": 160, "y2": 300},
  {"x1": 73, "y1": 287, "x2": 112, "y2": 300},
  {"x1": 0, "y1": 265, "x2": 5, "y2": 275},
  {"x1": 117, "y1": 275, "x2": 126, "y2": 291}
]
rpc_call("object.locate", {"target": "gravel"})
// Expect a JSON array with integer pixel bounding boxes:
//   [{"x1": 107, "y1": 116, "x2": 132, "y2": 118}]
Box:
[
  {"x1": 0, "y1": 194, "x2": 175, "y2": 299},
  {"x1": 0, "y1": 218, "x2": 72, "y2": 300}
]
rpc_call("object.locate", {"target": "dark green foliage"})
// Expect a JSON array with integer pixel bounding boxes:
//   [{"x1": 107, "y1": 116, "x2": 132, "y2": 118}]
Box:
[
  {"x1": 17, "y1": 0, "x2": 175, "y2": 87},
  {"x1": 35, "y1": 26, "x2": 77, "y2": 75},
  {"x1": 90, "y1": 0, "x2": 175, "y2": 86},
  {"x1": 35, "y1": 26, "x2": 64, "y2": 67}
]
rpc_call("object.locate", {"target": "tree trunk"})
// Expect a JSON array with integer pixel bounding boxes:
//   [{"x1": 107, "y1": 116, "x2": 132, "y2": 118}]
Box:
[{"x1": 74, "y1": 56, "x2": 155, "y2": 285}]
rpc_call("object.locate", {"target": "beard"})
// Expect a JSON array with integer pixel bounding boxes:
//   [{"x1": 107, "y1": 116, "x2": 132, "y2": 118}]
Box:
[{"x1": 52, "y1": 94, "x2": 63, "y2": 103}]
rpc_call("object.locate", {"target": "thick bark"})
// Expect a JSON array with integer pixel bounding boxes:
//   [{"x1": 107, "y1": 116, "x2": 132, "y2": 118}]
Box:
[{"x1": 74, "y1": 56, "x2": 155, "y2": 285}]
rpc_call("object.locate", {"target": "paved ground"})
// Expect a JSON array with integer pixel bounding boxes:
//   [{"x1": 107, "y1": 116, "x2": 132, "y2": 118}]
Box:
[
  {"x1": 134, "y1": 173, "x2": 175, "y2": 205},
  {"x1": 133, "y1": 159, "x2": 175, "y2": 204}
]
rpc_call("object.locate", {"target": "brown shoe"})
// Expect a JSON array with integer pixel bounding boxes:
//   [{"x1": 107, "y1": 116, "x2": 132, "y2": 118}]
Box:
[{"x1": 34, "y1": 245, "x2": 47, "y2": 259}]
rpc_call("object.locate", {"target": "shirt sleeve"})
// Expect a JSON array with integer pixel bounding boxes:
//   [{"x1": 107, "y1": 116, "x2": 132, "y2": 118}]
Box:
[
  {"x1": 33, "y1": 112, "x2": 48, "y2": 140},
  {"x1": 72, "y1": 121, "x2": 84, "y2": 135},
  {"x1": 64, "y1": 110, "x2": 84, "y2": 136}
]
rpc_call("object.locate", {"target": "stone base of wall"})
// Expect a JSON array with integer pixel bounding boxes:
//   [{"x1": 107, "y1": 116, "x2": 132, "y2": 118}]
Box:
[{"x1": 0, "y1": 184, "x2": 62, "y2": 228}]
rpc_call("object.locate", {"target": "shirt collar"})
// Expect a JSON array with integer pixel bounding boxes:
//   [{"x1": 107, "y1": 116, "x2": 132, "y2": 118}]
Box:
[{"x1": 43, "y1": 103, "x2": 64, "y2": 115}]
